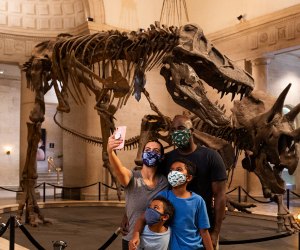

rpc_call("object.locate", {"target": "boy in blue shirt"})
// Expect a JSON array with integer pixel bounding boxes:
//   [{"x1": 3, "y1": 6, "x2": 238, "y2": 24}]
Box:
[{"x1": 138, "y1": 196, "x2": 174, "y2": 250}]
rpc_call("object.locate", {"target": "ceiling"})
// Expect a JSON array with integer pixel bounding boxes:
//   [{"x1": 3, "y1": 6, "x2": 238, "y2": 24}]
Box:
[{"x1": 273, "y1": 49, "x2": 300, "y2": 61}]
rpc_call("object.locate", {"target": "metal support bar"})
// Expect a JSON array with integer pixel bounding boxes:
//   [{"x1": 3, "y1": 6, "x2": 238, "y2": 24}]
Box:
[
  {"x1": 98, "y1": 182, "x2": 101, "y2": 201},
  {"x1": 43, "y1": 182, "x2": 46, "y2": 202},
  {"x1": 9, "y1": 216, "x2": 15, "y2": 250},
  {"x1": 286, "y1": 189, "x2": 290, "y2": 209}
]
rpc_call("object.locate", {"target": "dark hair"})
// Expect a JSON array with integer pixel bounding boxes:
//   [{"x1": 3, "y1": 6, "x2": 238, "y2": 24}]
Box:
[
  {"x1": 152, "y1": 196, "x2": 174, "y2": 226},
  {"x1": 170, "y1": 158, "x2": 195, "y2": 176},
  {"x1": 143, "y1": 139, "x2": 164, "y2": 156},
  {"x1": 172, "y1": 115, "x2": 193, "y2": 129}
]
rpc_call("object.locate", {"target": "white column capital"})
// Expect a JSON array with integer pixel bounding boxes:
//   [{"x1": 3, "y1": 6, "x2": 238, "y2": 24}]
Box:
[{"x1": 252, "y1": 56, "x2": 274, "y2": 67}]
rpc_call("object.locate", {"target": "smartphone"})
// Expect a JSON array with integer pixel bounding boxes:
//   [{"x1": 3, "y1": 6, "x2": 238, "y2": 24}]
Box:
[{"x1": 114, "y1": 126, "x2": 127, "y2": 150}]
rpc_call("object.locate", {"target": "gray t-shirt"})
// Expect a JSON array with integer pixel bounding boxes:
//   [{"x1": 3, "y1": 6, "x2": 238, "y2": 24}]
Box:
[
  {"x1": 123, "y1": 170, "x2": 169, "y2": 241},
  {"x1": 138, "y1": 225, "x2": 171, "y2": 250}
]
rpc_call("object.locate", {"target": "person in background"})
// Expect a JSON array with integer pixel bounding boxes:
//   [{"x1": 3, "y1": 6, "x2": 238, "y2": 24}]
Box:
[
  {"x1": 107, "y1": 134, "x2": 169, "y2": 250},
  {"x1": 162, "y1": 115, "x2": 227, "y2": 249}
]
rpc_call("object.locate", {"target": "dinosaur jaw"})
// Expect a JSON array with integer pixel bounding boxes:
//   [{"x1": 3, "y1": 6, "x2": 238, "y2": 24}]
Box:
[
  {"x1": 251, "y1": 153, "x2": 286, "y2": 196},
  {"x1": 174, "y1": 23, "x2": 254, "y2": 101},
  {"x1": 278, "y1": 133, "x2": 299, "y2": 175},
  {"x1": 161, "y1": 63, "x2": 230, "y2": 127},
  {"x1": 173, "y1": 47, "x2": 253, "y2": 101}
]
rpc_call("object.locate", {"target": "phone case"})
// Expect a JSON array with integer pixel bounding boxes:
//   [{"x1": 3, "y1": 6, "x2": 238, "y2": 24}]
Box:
[{"x1": 114, "y1": 126, "x2": 127, "y2": 149}]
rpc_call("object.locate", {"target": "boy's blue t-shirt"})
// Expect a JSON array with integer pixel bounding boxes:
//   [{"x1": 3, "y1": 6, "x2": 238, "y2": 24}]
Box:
[{"x1": 158, "y1": 190, "x2": 210, "y2": 250}]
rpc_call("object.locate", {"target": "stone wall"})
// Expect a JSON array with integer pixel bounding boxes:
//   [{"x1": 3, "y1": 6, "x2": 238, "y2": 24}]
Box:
[{"x1": 0, "y1": 64, "x2": 20, "y2": 186}]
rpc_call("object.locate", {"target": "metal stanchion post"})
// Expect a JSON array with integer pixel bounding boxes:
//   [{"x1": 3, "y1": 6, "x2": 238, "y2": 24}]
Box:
[
  {"x1": 98, "y1": 182, "x2": 101, "y2": 201},
  {"x1": 238, "y1": 186, "x2": 241, "y2": 203},
  {"x1": 287, "y1": 189, "x2": 290, "y2": 210},
  {"x1": 9, "y1": 216, "x2": 15, "y2": 250},
  {"x1": 53, "y1": 240, "x2": 67, "y2": 250},
  {"x1": 43, "y1": 182, "x2": 46, "y2": 202}
]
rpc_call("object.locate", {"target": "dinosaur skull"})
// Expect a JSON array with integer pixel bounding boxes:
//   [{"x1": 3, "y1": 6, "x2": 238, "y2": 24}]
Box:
[
  {"x1": 176, "y1": 24, "x2": 254, "y2": 93},
  {"x1": 161, "y1": 23, "x2": 254, "y2": 127}
]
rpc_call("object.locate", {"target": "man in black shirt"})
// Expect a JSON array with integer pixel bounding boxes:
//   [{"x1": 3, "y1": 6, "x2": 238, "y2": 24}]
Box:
[{"x1": 162, "y1": 115, "x2": 227, "y2": 249}]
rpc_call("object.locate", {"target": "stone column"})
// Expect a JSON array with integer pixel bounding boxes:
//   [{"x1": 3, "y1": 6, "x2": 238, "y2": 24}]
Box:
[
  {"x1": 251, "y1": 57, "x2": 272, "y2": 92},
  {"x1": 62, "y1": 94, "x2": 87, "y2": 200},
  {"x1": 80, "y1": 93, "x2": 102, "y2": 200}
]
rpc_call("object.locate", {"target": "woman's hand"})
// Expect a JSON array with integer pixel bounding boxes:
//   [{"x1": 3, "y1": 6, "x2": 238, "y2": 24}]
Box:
[
  {"x1": 107, "y1": 134, "x2": 124, "y2": 154},
  {"x1": 106, "y1": 134, "x2": 131, "y2": 187}
]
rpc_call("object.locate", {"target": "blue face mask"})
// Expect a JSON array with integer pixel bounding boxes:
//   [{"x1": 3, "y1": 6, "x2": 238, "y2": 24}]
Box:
[
  {"x1": 142, "y1": 151, "x2": 161, "y2": 167},
  {"x1": 144, "y1": 207, "x2": 163, "y2": 226}
]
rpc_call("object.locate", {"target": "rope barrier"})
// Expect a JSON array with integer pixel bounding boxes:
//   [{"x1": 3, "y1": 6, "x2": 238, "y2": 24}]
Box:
[
  {"x1": 240, "y1": 187, "x2": 273, "y2": 203},
  {"x1": 0, "y1": 218, "x2": 10, "y2": 237},
  {"x1": 0, "y1": 186, "x2": 22, "y2": 193},
  {"x1": 46, "y1": 182, "x2": 99, "y2": 189},
  {"x1": 98, "y1": 227, "x2": 121, "y2": 250},
  {"x1": 219, "y1": 231, "x2": 292, "y2": 245},
  {"x1": 46, "y1": 181, "x2": 119, "y2": 191},
  {"x1": 35, "y1": 183, "x2": 44, "y2": 188},
  {"x1": 0, "y1": 214, "x2": 297, "y2": 249},
  {"x1": 1, "y1": 181, "x2": 119, "y2": 194},
  {"x1": 226, "y1": 187, "x2": 238, "y2": 194},
  {"x1": 16, "y1": 219, "x2": 46, "y2": 250},
  {"x1": 101, "y1": 182, "x2": 119, "y2": 191},
  {"x1": 290, "y1": 190, "x2": 300, "y2": 199},
  {"x1": 0, "y1": 217, "x2": 121, "y2": 250}
]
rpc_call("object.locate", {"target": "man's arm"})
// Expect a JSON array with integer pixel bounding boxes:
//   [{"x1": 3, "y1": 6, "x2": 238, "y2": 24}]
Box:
[
  {"x1": 211, "y1": 180, "x2": 226, "y2": 248},
  {"x1": 199, "y1": 229, "x2": 213, "y2": 250}
]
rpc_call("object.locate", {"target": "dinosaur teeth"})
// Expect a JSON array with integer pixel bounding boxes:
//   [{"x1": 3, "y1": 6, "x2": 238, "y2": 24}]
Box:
[
  {"x1": 237, "y1": 85, "x2": 242, "y2": 93},
  {"x1": 220, "y1": 90, "x2": 225, "y2": 98},
  {"x1": 231, "y1": 92, "x2": 236, "y2": 101},
  {"x1": 290, "y1": 140, "x2": 295, "y2": 149},
  {"x1": 239, "y1": 92, "x2": 244, "y2": 100}
]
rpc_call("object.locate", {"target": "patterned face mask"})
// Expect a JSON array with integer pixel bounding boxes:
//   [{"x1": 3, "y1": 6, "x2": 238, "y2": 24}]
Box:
[
  {"x1": 142, "y1": 151, "x2": 161, "y2": 167},
  {"x1": 144, "y1": 207, "x2": 164, "y2": 226},
  {"x1": 171, "y1": 128, "x2": 191, "y2": 148},
  {"x1": 168, "y1": 170, "x2": 187, "y2": 187}
]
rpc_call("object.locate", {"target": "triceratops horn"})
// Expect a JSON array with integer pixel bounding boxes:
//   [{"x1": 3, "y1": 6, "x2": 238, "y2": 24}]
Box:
[
  {"x1": 284, "y1": 103, "x2": 300, "y2": 122},
  {"x1": 266, "y1": 83, "x2": 291, "y2": 123}
]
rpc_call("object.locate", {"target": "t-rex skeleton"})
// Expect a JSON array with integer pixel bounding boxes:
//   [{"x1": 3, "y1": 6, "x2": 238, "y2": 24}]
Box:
[{"x1": 21, "y1": 22, "x2": 299, "y2": 233}]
